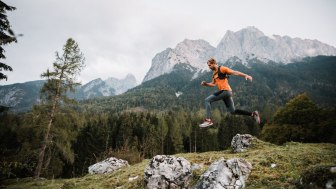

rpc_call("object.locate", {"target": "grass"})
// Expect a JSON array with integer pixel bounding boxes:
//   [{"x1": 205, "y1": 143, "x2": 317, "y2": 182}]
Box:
[{"x1": 3, "y1": 139, "x2": 336, "y2": 189}]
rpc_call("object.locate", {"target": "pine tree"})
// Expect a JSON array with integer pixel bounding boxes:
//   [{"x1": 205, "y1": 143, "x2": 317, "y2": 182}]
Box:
[
  {"x1": 0, "y1": 1, "x2": 19, "y2": 81},
  {"x1": 158, "y1": 116, "x2": 168, "y2": 154},
  {"x1": 170, "y1": 118, "x2": 184, "y2": 153},
  {"x1": 34, "y1": 38, "x2": 85, "y2": 178}
]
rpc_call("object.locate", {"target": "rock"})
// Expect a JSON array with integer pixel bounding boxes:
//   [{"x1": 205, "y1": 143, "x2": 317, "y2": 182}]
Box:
[
  {"x1": 231, "y1": 134, "x2": 254, "y2": 153},
  {"x1": 326, "y1": 180, "x2": 336, "y2": 189},
  {"x1": 194, "y1": 158, "x2": 252, "y2": 189},
  {"x1": 271, "y1": 163, "x2": 277, "y2": 168},
  {"x1": 144, "y1": 155, "x2": 192, "y2": 189},
  {"x1": 191, "y1": 163, "x2": 203, "y2": 171},
  {"x1": 128, "y1": 175, "x2": 139, "y2": 182},
  {"x1": 88, "y1": 157, "x2": 129, "y2": 174},
  {"x1": 298, "y1": 165, "x2": 336, "y2": 189}
]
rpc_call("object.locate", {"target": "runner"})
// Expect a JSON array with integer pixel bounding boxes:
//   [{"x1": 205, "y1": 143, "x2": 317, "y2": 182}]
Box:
[{"x1": 199, "y1": 58, "x2": 260, "y2": 127}]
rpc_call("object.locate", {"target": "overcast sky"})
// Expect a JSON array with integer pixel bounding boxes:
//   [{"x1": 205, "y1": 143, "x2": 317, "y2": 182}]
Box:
[{"x1": 1, "y1": 0, "x2": 336, "y2": 85}]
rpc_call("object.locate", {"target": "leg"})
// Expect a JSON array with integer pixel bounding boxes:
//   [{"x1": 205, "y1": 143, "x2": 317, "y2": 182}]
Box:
[
  {"x1": 200, "y1": 91, "x2": 225, "y2": 127},
  {"x1": 222, "y1": 91, "x2": 252, "y2": 116},
  {"x1": 205, "y1": 92, "x2": 225, "y2": 119},
  {"x1": 222, "y1": 91, "x2": 261, "y2": 124}
]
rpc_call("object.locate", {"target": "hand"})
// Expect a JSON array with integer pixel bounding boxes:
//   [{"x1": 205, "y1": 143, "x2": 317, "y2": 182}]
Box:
[
  {"x1": 245, "y1": 75, "x2": 253, "y2": 82},
  {"x1": 201, "y1": 81, "x2": 207, "y2": 86}
]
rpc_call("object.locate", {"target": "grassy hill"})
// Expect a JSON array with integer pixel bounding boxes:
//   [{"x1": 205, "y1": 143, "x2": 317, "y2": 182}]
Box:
[{"x1": 3, "y1": 139, "x2": 336, "y2": 189}]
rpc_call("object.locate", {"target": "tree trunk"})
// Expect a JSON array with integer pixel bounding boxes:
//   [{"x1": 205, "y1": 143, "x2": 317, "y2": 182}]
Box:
[
  {"x1": 34, "y1": 75, "x2": 62, "y2": 178},
  {"x1": 194, "y1": 130, "x2": 197, "y2": 153},
  {"x1": 189, "y1": 137, "x2": 192, "y2": 153},
  {"x1": 161, "y1": 136, "x2": 164, "y2": 154},
  {"x1": 34, "y1": 101, "x2": 57, "y2": 178}
]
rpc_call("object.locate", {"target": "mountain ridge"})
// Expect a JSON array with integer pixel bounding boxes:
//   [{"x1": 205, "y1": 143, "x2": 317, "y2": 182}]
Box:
[
  {"x1": 0, "y1": 74, "x2": 137, "y2": 112},
  {"x1": 143, "y1": 26, "x2": 336, "y2": 83}
]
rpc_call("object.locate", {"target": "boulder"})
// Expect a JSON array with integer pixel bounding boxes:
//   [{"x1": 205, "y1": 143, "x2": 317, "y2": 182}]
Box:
[
  {"x1": 88, "y1": 157, "x2": 129, "y2": 174},
  {"x1": 231, "y1": 134, "x2": 254, "y2": 153},
  {"x1": 194, "y1": 158, "x2": 252, "y2": 189},
  {"x1": 144, "y1": 155, "x2": 192, "y2": 189}
]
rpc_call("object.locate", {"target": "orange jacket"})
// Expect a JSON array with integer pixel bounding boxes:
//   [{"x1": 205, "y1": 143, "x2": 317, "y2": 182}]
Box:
[{"x1": 212, "y1": 66, "x2": 234, "y2": 91}]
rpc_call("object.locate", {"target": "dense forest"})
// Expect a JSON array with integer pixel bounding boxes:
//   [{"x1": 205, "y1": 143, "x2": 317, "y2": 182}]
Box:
[{"x1": 1, "y1": 93, "x2": 335, "y2": 179}]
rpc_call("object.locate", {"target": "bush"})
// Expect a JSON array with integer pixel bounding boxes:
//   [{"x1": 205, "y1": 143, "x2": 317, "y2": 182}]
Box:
[{"x1": 261, "y1": 93, "x2": 336, "y2": 144}]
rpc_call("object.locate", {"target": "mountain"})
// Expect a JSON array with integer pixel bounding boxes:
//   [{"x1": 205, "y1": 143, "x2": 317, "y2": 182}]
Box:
[
  {"x1": 79, "y1": 74, "x2": 137, "y2": 99},
  {"x1": 0, "y1": 80, "x2": 45, "y2": 112},
  {"x1": 143, "y1": 26, "x2": 336, "y2": 82},
  {"x1": 142, "y1": 39, "x2": 215, "y2": 82},
  {"x1": 83, "y1": 56, "x2": 336, "y2": 114},
  {"x1": 0, "y1": 74, "x2": 137, "y2": 112},
  {"x1": 104, "y1": 74, "x2": 137, "y2": 95},
  {"x1": 77, "y1": 78, "x2": 116, "y2": 99}
]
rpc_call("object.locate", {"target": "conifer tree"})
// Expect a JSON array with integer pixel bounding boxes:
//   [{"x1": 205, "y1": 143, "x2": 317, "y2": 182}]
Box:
[
  {"x1": 34, "y1": 38, "x2": 85, "y2": 178},
  {"x1": 158, "y1": 116, "x2": 168, "y2": 154},
  {"x1": 170, "y1": 118, "x2": 184, "y2": 153},
  {"x1": 0, "y1": 1, "x2": 18, "y2": 81}
]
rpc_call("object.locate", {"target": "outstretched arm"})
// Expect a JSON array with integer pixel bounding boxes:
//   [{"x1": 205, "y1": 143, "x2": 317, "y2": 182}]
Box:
[{"x1": 231, "y1": 70, "x2": 253, "y2": 82}]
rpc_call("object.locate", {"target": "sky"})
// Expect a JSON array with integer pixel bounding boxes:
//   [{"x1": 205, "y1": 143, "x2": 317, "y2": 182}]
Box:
[{"x1": 1, "y1": 0, "x2": 336, "y2": 85}]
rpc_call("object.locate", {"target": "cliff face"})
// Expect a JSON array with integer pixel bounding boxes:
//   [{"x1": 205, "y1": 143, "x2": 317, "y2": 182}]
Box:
[{"x1": 143, "y1": 26, "x2": 336, "y2": 82}]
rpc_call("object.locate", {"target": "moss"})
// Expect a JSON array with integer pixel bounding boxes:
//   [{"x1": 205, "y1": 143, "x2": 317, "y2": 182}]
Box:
[
  {"x1": 60, "y1": 181, "x2": 76, "y2": 189},
  {"x1": 297, "y1": 165, "x2": 336, "y2": 189}
]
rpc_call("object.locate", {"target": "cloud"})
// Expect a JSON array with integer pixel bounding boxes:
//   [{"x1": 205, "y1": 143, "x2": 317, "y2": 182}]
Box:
[{"x1": 1, "y1": 0, "x2": 335, "y2": 85}]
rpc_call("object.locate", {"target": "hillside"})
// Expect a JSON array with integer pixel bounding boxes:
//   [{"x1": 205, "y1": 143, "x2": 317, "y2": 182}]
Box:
[
  {"x1": 3, "y1": 140, "x2": 335, "y2": 188},
  {"x1": 1, "y1": 56, "x2": 335, "y2": 113},
  {"x1": 82, "y1": 56, "x2": 336, "y2": 114},
  {"x1": 0, "y1": 80, "x2": 44, "y2": 112}
]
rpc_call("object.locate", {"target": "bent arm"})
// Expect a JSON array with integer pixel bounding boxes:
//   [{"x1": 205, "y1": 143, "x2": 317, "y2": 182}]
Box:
[
  {"x1": 201, "y1": 81, "x2": 216, "y2": 87},
  {"x1": 231, "y1": 70, "x2": 252, "y2": 82}
]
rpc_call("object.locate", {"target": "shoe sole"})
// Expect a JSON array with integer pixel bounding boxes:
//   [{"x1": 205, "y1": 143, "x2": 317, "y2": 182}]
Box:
[
  {"x1": 254, "y1": 111, "x2": 260, "y2": 125},
  {"x1": 199, "y1": 123, "x2": 214, "y2": 128}
]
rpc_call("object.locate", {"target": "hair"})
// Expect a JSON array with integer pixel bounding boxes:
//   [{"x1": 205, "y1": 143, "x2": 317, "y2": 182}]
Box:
[{"x1": 207, "y1": 58, "x2": 217, "y2": 65}]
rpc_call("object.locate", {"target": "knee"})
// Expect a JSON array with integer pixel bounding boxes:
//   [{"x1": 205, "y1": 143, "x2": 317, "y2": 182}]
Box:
[{"x1": 228, "y1": 108, "x2": 235, "y2": 114}]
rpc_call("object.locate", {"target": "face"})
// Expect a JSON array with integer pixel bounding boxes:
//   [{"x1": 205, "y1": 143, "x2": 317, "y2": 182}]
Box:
[{"x1": 207, "y1": 62, "x2": 216, "y2": 70}]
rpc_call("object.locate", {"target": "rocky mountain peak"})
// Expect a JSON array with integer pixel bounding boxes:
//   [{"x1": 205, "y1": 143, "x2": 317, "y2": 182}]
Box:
[
  {"x1": 142, "y1": 48, "x2": 188, "y2": 83},
  {"x1": 82, "y1": 78, "x2": 104, "y2": 92},
  {"x1": 175, "y1": 39, "x2": 214, "y2": 51},
  {"x1": 104, "y1": 74, "x2": 137, "y2": 95},
  {"x1": 238, "y1": 26, "x2": 265, "y2": 37},
  {"x1": 175, "y1": 39, "x2": 215, "y2": 68},
  {"x1": 216, "y1": 27, "x2": 336, "y2": 64},
  {"x1": 124, "y1": 73, "x2": 137, "y2": 83},
  {"x1": 143, "y1": 26, "x2": 336, "y2": 83},
  {"x1": 143, "y1": 40, "x2": 215, "y2": 82}
]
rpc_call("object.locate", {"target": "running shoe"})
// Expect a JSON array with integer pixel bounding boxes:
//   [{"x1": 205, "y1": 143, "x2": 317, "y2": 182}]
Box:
[
  {"x1": 252, "y1": 111, "x2": 261, "y2": 125},
  {"x1": 199, "y1": 118, "x2": 214, "y2": 128}
]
